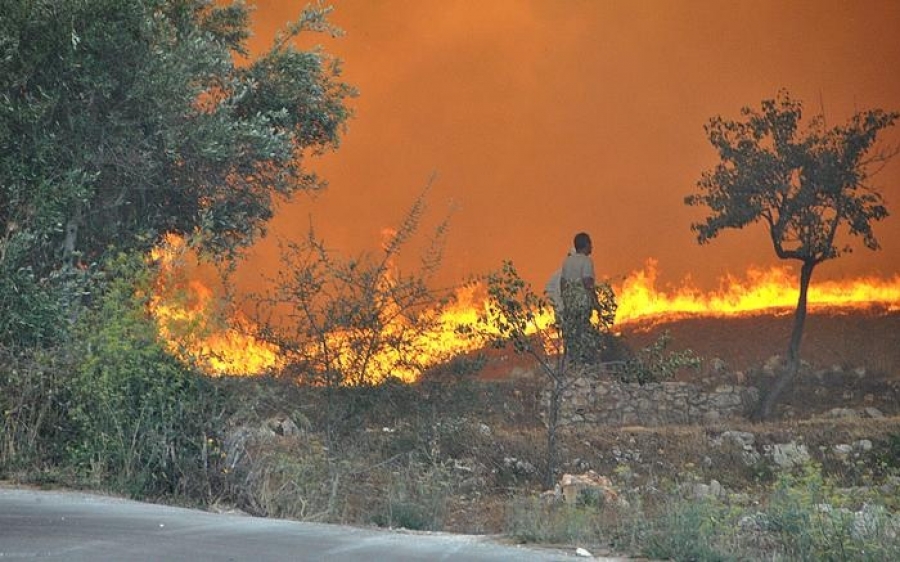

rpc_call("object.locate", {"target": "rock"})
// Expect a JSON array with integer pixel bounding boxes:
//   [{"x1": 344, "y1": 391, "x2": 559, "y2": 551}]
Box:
[
  {"x1": 575, "y1": 547, "x2": 593, "y2": 557},
  {"x1": 738, "y1": 512, "x2": 770, "y2": 534},
  {"x1": 763, "y1": 355, "x2": 782, "y2": 375},
  {"x1": 477, "y1": 423, "x2": 492, "y2": 436},
  {"x1": 266, "y1": 416, "x2": 300, "y2": 437},
  {"x1": 539, "y1": 489, "x2": 560, "y2": 504},
  {"x1": 688, "y1": 479, "x2": 725, "y2": 500},
  {"x1": 692, "y1": 482, "x2": 711, "y2": 499},
  {"x1": 716, "y1": 430, "x2": 756, "y2": 448},
  {"x1": 770, "y1": 442, "x2": 811, "y2": 469},
  {"x1": 742, "y1": 450, "x2": 762, "y2": 466},
  {"x1": 827, "y1": 407, "x2": 859, "y2": 419},
  {"x1": 711, "y1": 357, "x2": 727, "y2": 373},
  {"x1": 864, "y1": 407, "x2": 884, "y2": 419},
  {"x1": 854, "y1": 366, "x2": 867, "y2": 377},
  {"x1": 833, "y1": 444, "x2": 853, "y2": 455},
  {"x1": 558, "y1": 471, "x2": 623, "y2": 506},
  {"x1": 854, "y1": 439, "x2": 873, "y2": 452},
  {"x1": 703, "y1": 410, "x2": 722, "y2": 423},
  {"x1": 503, "y1": 457, "x2": 537, "y2": 475},
  {"x1": 714, "y1": 431, "x2": 762, "y2": 465}
]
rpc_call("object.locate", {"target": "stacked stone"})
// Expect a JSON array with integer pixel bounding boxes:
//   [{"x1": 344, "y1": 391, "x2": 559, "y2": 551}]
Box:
[{"x1": 547, "y1": 372, "x2": 759, "y2": 427}]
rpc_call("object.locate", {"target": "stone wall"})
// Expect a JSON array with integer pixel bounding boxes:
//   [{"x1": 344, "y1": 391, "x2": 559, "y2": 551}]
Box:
[{"x1": 551, "y1": 371, "x2": 759, "y2": 427}]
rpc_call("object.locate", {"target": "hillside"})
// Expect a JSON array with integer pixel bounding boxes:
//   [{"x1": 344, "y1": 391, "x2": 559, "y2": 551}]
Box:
[
  {"x1": 6, "y1": 306, "x2": 899, "y2": 559},
  {"x1": 473, "y1": 307, "x2": 900, "y2": 419},
  {"x1": 619, "y1": 307, "x2": 900, "y2": 418}
]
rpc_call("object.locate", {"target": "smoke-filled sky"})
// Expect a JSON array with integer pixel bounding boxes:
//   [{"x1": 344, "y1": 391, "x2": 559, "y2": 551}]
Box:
[{"x1": 238, "y1": 0, "x2": 900, "y2": 293}]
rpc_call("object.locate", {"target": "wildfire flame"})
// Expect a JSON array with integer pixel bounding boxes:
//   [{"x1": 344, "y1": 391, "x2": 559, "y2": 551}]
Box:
[
  {"x1": 301, "y1": 283, "x2": 490, "y2": 385},
  {"x1": 615, "y1": 259, "x2": 900, "y2": 325},
  {"x1": 149, "y1": 234, "x2": 283, "y2": 376},
  {"x1": 149, "y1": 236, "x2": 899, "y2": 381}
]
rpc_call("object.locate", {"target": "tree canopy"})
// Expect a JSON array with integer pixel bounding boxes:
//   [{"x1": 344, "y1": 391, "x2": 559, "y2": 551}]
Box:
[
  {"x1": 0, "y1": 0, "x2": 354, "y2": 346},
  {"x1": 686, "y1": 90, "x2": 897, "y2": 267}
]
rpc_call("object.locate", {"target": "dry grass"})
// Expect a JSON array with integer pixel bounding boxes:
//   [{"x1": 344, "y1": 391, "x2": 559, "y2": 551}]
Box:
[{"x1": 204, "y1": 308, "x2": 900, "y2": 557}]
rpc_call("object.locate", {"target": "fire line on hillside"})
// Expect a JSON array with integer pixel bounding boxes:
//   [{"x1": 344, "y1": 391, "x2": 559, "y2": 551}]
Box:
[{"x1": 148, "y1": 236, "x2": 900, "y2": 381}]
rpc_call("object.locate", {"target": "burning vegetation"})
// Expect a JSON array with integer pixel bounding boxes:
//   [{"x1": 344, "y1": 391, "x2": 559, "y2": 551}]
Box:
[
  {"x1": 149, "y1": 234, "x2": 284, "y2": 377},
  {"x1": 148, "y1": 235, "x2": 899, "y2": 382}
]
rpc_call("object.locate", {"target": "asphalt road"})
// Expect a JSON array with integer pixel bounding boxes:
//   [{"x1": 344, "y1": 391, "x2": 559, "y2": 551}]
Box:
[{"x1": 0, "y1": 487, "x2": 595, "y2": 561}]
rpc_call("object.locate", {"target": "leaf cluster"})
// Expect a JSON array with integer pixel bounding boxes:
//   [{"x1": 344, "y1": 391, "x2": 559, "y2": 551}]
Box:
[
  {"x1": 686, "y1": 89, "x2": 897, "y2": 266},
  {"x1": 67, "y1": 253, "x2": 221, "y2": 498}
]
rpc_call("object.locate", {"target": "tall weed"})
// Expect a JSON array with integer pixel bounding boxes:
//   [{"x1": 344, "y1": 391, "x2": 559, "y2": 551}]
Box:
[{"x1": 0, "y1": 347, "x2": 70, "y2": 475}]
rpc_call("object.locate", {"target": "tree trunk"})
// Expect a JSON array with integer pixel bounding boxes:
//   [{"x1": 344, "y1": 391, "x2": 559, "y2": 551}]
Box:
[
  {"x1": 545, "y1": 377, "x2": 561, "y2": 490},
  {"x1": 757, "y1": 260, "x2": 815, "y2": 420},
  {"x1": 63, "y1": 204, "x2": 83, "y2": 268}
]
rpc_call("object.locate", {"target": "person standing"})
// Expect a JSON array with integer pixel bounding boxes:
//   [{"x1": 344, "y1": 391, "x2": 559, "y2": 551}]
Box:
[
  {"x1": 544, "y1": 247, "x2": 574, "y2": 319},
  {"x1": 559, "y1": 232, "x2": 598, "y2": 362}
]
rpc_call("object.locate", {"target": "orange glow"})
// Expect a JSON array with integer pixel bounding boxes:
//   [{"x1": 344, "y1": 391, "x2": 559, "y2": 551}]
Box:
[
  {"x1": 149, "y1": 234, "x2": 283, "y2": 376},
  {"x1": 241, "y1": 1, "x2": 900, "y2": 299},
  {"x1": 149, "y1": 237, "x2": 898, "y2": 381},
  {"x1": 302, "y1": 283, "x2": 492, "y2": 385},
  {"x1": 615, "y1": 260, "x2": 900, "y2": 325}
]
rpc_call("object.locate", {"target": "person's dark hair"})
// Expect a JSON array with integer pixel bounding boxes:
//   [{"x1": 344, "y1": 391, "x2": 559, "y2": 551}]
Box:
[{"x1": 573, "y1": 232, "x2": 591, "y2": 252}]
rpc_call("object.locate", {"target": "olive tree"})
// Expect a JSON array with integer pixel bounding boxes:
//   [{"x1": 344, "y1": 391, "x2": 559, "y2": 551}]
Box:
[
  {"x1": 0, "y1": 0, "x2": 353, "y2": 346},
  {"x1": 686, "y1": 90, "x2": 897, "y2": 419}
]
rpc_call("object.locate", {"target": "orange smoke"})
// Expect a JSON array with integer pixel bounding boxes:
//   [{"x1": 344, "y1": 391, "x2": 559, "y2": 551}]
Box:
[{"x1": 149, "y1": 237, "x2": 898, "y2": 380}]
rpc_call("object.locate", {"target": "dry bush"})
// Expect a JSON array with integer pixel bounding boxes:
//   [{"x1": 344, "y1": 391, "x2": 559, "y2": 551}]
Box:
[{"x1": 229, "y1": 436, "x2": 334, "y2": 520}]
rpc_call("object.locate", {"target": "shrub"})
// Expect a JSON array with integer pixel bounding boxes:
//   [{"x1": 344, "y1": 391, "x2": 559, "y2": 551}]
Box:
[
  {"x1": 372, "y1": 458, "x2": 456, "y2": 531},
  {"x1": 0, "y1": 241, "x2": 70, "y2": 348},
  {"x1": 616, "y1": 330, "x2": 701, "y2": 385},
  {"x1": 765, "y1": 462, "x2": 900, "y2": 561},
  {"x1": 505, "y1": 496, "x2": 606, "y2": 545},
  {"x1": 231, "y1": 438, "x2": 334, "y2": 520},
  {"x1": 641, "y1": 496, "x2": 737, "y2": 562},
  {"x1": 67, "y1": 255, "x2": 222, "y2": 500}
]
